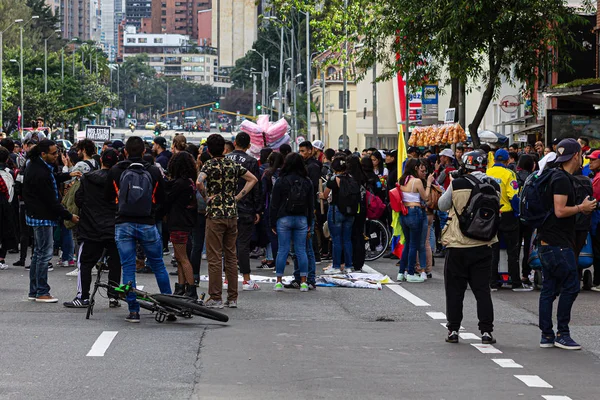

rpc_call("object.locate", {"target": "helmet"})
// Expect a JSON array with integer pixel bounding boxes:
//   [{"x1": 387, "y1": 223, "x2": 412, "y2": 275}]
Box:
[{"x1": 462, "y1": 150, "x2": 487, "y2": 171}]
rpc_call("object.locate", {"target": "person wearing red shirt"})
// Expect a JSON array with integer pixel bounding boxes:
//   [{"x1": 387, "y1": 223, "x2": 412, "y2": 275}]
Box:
[{"x1": 587, "y1": 150, "x2": 600, "y2": 292}]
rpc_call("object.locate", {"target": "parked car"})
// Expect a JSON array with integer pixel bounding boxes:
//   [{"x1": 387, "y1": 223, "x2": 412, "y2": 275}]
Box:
[
  {"x1": 55, "y1": 139, "x2": 73, "y2": 151},
  {"x1": 145, "y1": 122, "x2": 156, "y2": 130}
]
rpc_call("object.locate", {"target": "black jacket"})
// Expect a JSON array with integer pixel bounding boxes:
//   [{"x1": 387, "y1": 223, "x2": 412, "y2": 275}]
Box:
[
  {"x1": 269, "y1": 173, "x2": 314, "y2": 229},
  {"x1": 165, "y1": 178, "x2": 197, "y2": 232},
  {"x1": 226, "y1": 150, "x2": 262, "y2": 215},
  {"x1": 23, "y1": 156, "x2": 73, "y2": 222},
  {"x1": 306, "y1": 157, "x2": 322, "y2": 204},
  {"x1": 75, "y1": 169, "x2": 117, "y2": 242},
  {"x1": 156, "y1": 150, "x2": 172, "y2": 171},
  {"x1": 104, "y1": 157, "x2": 166, "y2": 225}
]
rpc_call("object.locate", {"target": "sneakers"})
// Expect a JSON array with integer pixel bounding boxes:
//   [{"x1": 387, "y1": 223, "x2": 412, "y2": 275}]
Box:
[
  {"x1": 66, "y1": 268, "x2": 79, "y2": 277},
  {"x1": 28, "y1": 295, "x2": 36, "y2": 301},
  {"x1": 0, "y1": 262, "x2": 7, "y2": 270},
  {"x1": 591, "y1": 285, "x2": 600, "y2": 292},
  {"x1": 307, "y1": 282, "x2": 317, "y2": 290},
  {"x1": 481, "y1": 332, "x2": 496, "y2": 344},
  {"x1": 300, "y1": 282, "x2": 309, "y2": 292},
  {"x1": 249, "y1": 247, "x2": 265, "y2": 258},
  {"x1": 420, "y1": 272, "x2": 427, "y2": 281},
  {"x1": 35, "y1": 295, "x2": 59, "y2": 303},
  {"x1": 223, "y1": 280, "x2": 228, "y2": 290},
  {"x1": 59, "y1": 260, "x2": 75, "y2": 268},
  {"x1": 243, "y1": 280, "x2": 260, "y2": 291},
  {"x1": 406, "y1": 274, "x2": 425, "y2": 283},
  {"x1": 202, "y1": 253, "x2": 207, "y2": 260},
  {"x1": 446, "y1": 331, "x2": 459, "y2": 343},
  {"x1": 204, "y1": 299, "x2": 224, "y2": 309},
  {"x1": 324, "y1": 267, "x2": 342, "y2": 275},
  {"x1": 512, "y1": 283, "x2": 534, "y2": 292},
  {"x1": 125, "y1": 312, "x2": 140, "y2": 323},
  {"x1": 554, "y1": 334, "x2": 581, "y2": 350},
  {"x1": 63, "y1": 297, "x2": 89, "y2": 308},
  {"x1": 490, "y1": 284, "x2": 501, "y2": 292},
  {"x1": 109, "y1": 298, "x2": 121, "y2": 308},
  {"x1": 13, "y1": 259, "x2": 25, "y2": 267},
  {"x1": 540, "y1": 334, "x2": 556, "y2": 348},
  {"x1": 257, "y1": 261, "x2": 275, "y2": 270},
  {"x1": 427, "y1": 273, "x2": 433, "y2": 279},
  {"x1": 397, "y1": 272, "x2": 407, "y2": 282},
  {"x1": 47, "y1": 264, "x2": 54, "y2": 272},
  {"x1": 162, "y1": 248, "x2": 170, "y2": 255},
  {"x1": 283, "y1": 280, "x2": 301, "y2": 289},
  {"x1": 273, "y1": 282, "x2": 284, "y2": 291},
  {"x1": 224, "y1": 300, "x2": 237, "y2": 308}
]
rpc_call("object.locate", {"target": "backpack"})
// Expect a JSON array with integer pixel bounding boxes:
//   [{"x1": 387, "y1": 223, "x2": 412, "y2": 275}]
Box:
[
  {"x1": 62, "y1": 179, "x2": 81, "y2": 229},
  {"x1": 453, "y1": 174, "x2": 500, "y2": 241},
  {"x1": 366, "y1": 190, "x2": 386, "y2": 219},
  {"x1": 0, "y1": 168, "x2": 15, "y2": 203},
  {"x1": 83, "y1": 159, "x2": 99, "y2": 172},
  {"x1": 519, "y1": 168, "x2": 557, "y2": 229},
  {"x1": 284, "y1": 176, "x2": 308, "y2": 215},
  {"x1": 336, "y1": 175, "x2": 361, "y2": 216},
  {"x1": 118, "y1": 162, "x2": 154, "y2": 217}
]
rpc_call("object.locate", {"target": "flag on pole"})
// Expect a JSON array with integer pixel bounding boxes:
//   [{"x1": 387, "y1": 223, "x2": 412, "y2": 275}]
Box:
[
  {"x1": 17, "y1": 107, "x2": 21, "y2": 131},
  {"x1": 390, "y1": 127, "x2": 409, "y2": 259}
]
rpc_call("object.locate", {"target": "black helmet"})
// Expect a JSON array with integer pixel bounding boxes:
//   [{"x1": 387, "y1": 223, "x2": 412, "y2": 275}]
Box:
[{"x1": 462, "y1": 150, "x2": 487, "y2": 172}]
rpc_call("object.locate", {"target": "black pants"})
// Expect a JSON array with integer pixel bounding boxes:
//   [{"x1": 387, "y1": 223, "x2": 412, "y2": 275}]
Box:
[
  {"x1": 351, "y1": 208, "x2": 367, "y2": 270},
  {"x1": 187, "y1": 213, "x2": 206, "y2": 278},
  {"x1": 19, "y1": 203, "x2": 32, "y2": 262},
  {"x1": 491, "y1": 212, "x2": 521, "y2": 287},
  {"x1": 519, "y1": 222, "x2": 534, "y2": 280},
  {"x1": 592, "y1": 232, "x2": 600, "y2": 286},
  {"x1": 445, "y1": 246, "x2": 494, "y2": 333},
  {"x1": 78, "y1": 239, "x2": 121, "y2": 300},
  {"x1": 237, "y1": 212, "x2": 255, "y2": 275}
]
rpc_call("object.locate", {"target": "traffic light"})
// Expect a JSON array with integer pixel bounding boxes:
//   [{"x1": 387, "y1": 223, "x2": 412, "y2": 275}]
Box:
[
  {"x1": 215, "y1": 102, "x2": 220, "y2": 109},
  {"x1": 256, "y1": 101, "x2": 262, "y2": 111},
  {"x1": 127, "y1": 114, "x2": 131, "y2": 118}
]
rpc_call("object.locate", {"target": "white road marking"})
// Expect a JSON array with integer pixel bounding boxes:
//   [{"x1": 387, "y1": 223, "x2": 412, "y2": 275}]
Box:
[
  {"x1": 542, "y1": 396, "x2": 572, "y2": 400},
  {"x1": 386, "y1": 285, "x2": 430, "y2": 306},
  {"x1": 441, "y1": 322, "x2": 465, "y2": 331},
  {"x1": 459, "y1": 332, "x2": 480, "y2": 340},
  {"x1": 87, "y1": 331, "x2": 118, "y2": 357},
  {"x1": 492, "y1": 359, "x2": 523, "y2": 368},
  {"x1": 137, "y1": 285, "x2": 144, "y2": 290},
  {"x1": 471, "y1": 344, "x2": 502, "y2": 354},
  {"x1": 514, "y1": 375, "x2": 553, "y2": 388},
  {"x1": 426, "y1": 312, "x2": 446, "y2": 319}
]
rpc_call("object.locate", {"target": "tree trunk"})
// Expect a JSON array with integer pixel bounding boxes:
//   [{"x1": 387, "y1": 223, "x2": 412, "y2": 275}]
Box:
[
  {"x1": 468, "y1": 79, "x2": 496, "y2": 149},
  {"x1": 449, "y1": 77, "x2": 459, "y2": 113}
]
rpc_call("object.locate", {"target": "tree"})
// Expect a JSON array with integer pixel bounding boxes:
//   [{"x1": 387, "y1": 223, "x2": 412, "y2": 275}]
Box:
[
  {"x1": 220, "y1": 89, "x2": 253, "y2": 115},
  {"x1": 271, "y1": 0, "x2": 595, "y2": 148}
]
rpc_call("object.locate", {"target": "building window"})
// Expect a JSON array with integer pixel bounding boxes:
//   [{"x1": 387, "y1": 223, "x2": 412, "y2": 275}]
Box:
[
  {"x1": 154, "y1": 38, "x2": 163, "y2": 43},
  {"x1": 138, "y1": 37, "x2": 147, "y2": 43},
  {"x1": 327, "y1": 67, "x2": 336, "y2": 77},
  {"x1": 338, "y1": 91, "x2": 349, "y2": 109},
  {"x1": 127, "y1": 38, "x2": 136, "y2": 43}
]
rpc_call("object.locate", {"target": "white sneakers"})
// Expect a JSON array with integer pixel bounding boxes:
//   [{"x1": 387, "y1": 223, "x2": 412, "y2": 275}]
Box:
[
  {"x1": 66, "y1": 268, "x2": 79, "y2": 277},
  {"x1": 243, "y1": 280, "x2": 261, "y2": 291},
  {"x1": 0, "y1": 262, "x2": 8, "y2": 270},
  {"x1": 591, "y1": 285, "x2": 600, "y2": 292},
  {"x1": 420, "y1": 272, "x2": 428, "y2": 281}
]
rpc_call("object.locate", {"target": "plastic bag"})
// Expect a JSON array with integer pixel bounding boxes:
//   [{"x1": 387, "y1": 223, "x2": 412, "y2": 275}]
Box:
[{"x1": 266, "y1": 118, "x2": 289, "y2": 144}]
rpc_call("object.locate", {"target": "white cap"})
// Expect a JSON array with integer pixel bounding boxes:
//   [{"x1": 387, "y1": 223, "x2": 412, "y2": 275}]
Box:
[
  {"x1": 439, "y1": 148, "x2": 455, "y2": 159},
  {"x1": 312, "y1": 140, "x2": 325, "y2": 151}
]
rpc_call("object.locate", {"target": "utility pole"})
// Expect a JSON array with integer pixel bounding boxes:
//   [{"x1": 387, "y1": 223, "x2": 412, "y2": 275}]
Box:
[
  {"x1": 373, "y1": 62, "x2": 378, "y2": 148},
  {"x1": 321, "y1": 70, "x2": 325, "y2": 142},
  {"x1": 278, "y1": 26, "x2": 284, "y2": 117},
  {"x1": 20, "y1": 26, "x2": 24, "y2": 134},
  {"x1": 252, "y1": 74, "x2": 257, "y2": 117},
  {"x1": 290, "y1": 27, "x2": 295, "y2": 144},
  {"x1": 166, "y1": 81, "x2": 169, "y2": 122},
  {"x1": 305, "y1": 11, "x2": 311, "y2": 140},
  {"x1": 342, "y1": 0, "x2": 348, "y2": 149}
]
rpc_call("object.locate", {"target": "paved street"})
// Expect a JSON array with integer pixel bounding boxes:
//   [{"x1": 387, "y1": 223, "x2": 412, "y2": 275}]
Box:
[{"x1": 1, "y1": 250, "x2": 599, "y2": 400}]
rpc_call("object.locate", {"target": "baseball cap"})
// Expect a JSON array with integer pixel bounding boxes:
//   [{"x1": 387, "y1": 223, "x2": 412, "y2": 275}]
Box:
[
  {"x1": 587, "y1": 150, "x2": 600, "y2": 160},
  {"x1": 407, "y1": 146, "x2": 420, "y2": 154},
  {"x1": 153, "y1": 136, "x2": 167, "y2": 149},
  {"x1": 552, "y1": 137, "x2": 561, "y2": 146},
  {"x1": 494, "y1": 149, "x2": 509, "y2": 161},
  {"x1": 439, "y1": 148, "x2": 455, "y2": 159},
  {"x1": 312, "y1": 140, "x2": 325, "y2": 151},
  {"x1": 555, "y1": 138, "x2": 581, "y2": 163},
  {"x1": 111, "y1": 139, "x2": 124, "y2": 151},
  {"x1": 385, "y1": 149, "x2": 398, "y2": 159},
  {"x1": 101, "y1": 148, "x2": 119, "y2": 168}
]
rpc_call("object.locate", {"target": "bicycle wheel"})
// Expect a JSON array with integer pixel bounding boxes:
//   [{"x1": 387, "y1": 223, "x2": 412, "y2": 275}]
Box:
[
  {"x1": 152, "y1": 294, "x2": 229, "y2": 323},
  {"x1": 364, "y1": 219, "x2": 390, "y2": 262}
]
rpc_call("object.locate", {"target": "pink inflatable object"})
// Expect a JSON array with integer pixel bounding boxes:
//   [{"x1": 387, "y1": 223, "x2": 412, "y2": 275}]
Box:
[
  {"x1": 256, "y1": 115, "x2": 270, "y2": 132},
  {"x1": 265, "y1": 118, "x2": 289, "y2": 144},
  {"x1": 240, "y1": 120, "x2": 262, "y2": 136},
  {"x1": 269, "y1": 134, "x2": 290, "y2": 150}
]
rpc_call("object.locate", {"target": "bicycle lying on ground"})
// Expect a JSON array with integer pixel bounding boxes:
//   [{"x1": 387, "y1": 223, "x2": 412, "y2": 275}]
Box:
[
  {"x1": 364, "y1": 218, "x2": 390, "y2": 261},
  {"x1": 86, "y1": 257, "x2": 228, "y2": 323}
]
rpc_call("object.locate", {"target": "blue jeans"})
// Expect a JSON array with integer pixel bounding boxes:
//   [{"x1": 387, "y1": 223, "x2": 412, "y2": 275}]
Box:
[
  {"x1": 538, "y1": 245, "x2": 580, "y2": 336},
  {"x1": 29, "y1": 226, "x2": 54, "y2": 297},
  {"x1": 275, "y1": 216, "x2": 308, "y2": 277},
  {"x1": 437, "y1": 210, "x2": 449, "y2": 230},
  {"x1": 60, "y1": 222, "x2": 74, "y2": 262},
  {"x1": 294, "y1": 219, "x2": 316, "y2": 283},
  {"x1": 115, "y1": 223, "x2": 172, "y2": 312},
  {"x1": 399, "y1": 207, "x2": 427, "y2": 275},
  {"x1": 328, "y1": 205, "x2": 354, "y2": 270}
]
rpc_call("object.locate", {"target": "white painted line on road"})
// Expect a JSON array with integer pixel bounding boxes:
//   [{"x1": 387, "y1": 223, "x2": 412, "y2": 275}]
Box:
[
  {"x1": 459, "y1": 332, "x2": 480, "y2": 340},
  {"x1": 386, "y1": 285, "x2": 430, "y2": 306},
  {"x1": 514, "y1": 375, "x2": 553, "y2": 388},
  {"x1": 86, "y1": 331, "x2": 118, "y2": 357},
  {"x1": 492, "y1": 359, "x2": 523, "y2": 368},
  {"x1": 471, "y1": 344, "x2": 502, "y2": 354},
  {"x1": 426, "y1": 312, "x2": 446, "y2": 319},
  {"x1": 137, "y1": 285, "x2": 144, "y2": 290},
  {"x1": 542, "y1": 396, "x2": 572, "y2": 400},
  {"x1": 440, "y1": 322, "x2": 465, "y2": 331}
]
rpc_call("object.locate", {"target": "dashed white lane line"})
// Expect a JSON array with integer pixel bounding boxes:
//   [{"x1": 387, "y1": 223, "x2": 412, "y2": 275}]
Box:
[
  {"x1": 87, "y1": 331, "x2": 118, "y2": 357},
  {"x1": 471, "y1": 344, "x2": 502, "y2": 354},
  {"x1": 386, "y1": 285, "x2": 431, "y2": 306},
  {"x1": 542, "y1": 396, "x2": 572, "y2": 400},
  {"x1": 137, "y1": 285, "x2": 144, "y2": 290},
  {"x1": 515, "y1": 375, "x2": 553, "y2": 388},
  {"x1": 492, "y1": 359, "x2": 523, "y2": 368},
  {"x1": 459, "y1": 332, "x2": 480, "y2": 340},
  {"x1": 426, "y1": 312, "x2": 446, "y2": 319}
]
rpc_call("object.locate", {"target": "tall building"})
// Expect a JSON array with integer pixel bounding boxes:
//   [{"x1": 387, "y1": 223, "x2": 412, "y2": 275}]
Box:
[
  {"x1": 90, "y1": 0, "x2": 102, "y2": 43},
  {"x1": 125, "y1": 0, "x2": 152, "y2": 29},
  {"x1": 44, "y1": 0, "x2": 61, "y2": 16},
  {"x1": 147, "y1": 0, "x2": 210, "y2": 38},
  {"x1": 211, "y1": 0, "x2": 258, "y2": 68},
  {"x1": 61, "y1": 0, "x2": 91, "y2": 40},
  {"x1": 101, "y1": 0, "x2": 126, "y2": 61}
]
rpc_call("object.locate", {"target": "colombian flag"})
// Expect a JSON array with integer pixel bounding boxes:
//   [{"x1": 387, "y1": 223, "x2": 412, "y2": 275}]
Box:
[{"x1": 390, "y1": 125, "x2": 408, "y2": 258}]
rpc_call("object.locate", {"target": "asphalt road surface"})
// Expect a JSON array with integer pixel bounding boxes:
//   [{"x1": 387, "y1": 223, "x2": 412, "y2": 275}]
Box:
[{"x1": 1, "y1": 248, "x2": 599, "y2": 400}]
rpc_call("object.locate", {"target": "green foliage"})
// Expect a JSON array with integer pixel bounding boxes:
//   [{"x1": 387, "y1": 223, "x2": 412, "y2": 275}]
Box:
[{"x1": 552, "y1": 78, "x2": 600, "y2": 89}]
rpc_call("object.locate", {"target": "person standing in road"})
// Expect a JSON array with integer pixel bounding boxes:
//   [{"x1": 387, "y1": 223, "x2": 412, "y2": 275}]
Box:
[
  {"x1": 226, "y1": 132, "x2": 263, "y2": 291},
  {"x1": 197, "y1": 134, "x2": 258, "y2": 309},
  {"x1": 515, "y1": 154, "x2": 536, "y2": 285},
  {"x1": 438, "y1": 150, "x2": 500, "y2": 345},
  {"x1": 587, "y1": 150, "x2": 600, "y2": 292},
  {"x1": 23, "y1": 140, "x2": 81, "y2": 303},
  {"x1": 153, "y1": 136, "x2": 172, "y2": 172},
  {"x1": 487, "y1": 149, "x2": 529, "y2": 291},
  {"x1": 104, "y1": 136, "x2": 172, "y2": 322},
  {"x1": 299, "y1": 140, "x2": 323, "y2": 267},
  {"x1": 538, "y1": 139, "x2": 596, "y2": 350}
]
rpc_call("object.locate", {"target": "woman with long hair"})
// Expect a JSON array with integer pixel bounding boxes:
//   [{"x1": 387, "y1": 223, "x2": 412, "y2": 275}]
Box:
[
  {"x1": 370, "y1": 150, "x2": 388, "y2": 179},
  {"x1": 347, "y1": 155, "x2": 367, "y2": 271},
  {"x1": 516, "y1": 154, "x2": 536, "y2": 285},
  {"x1": 260, "y1": 151, "x2": 284, "y2": 269},
  {"x1": 361, "y1": 156, "x2": 384, "y2": 200},
  {"x1": 165, "y1": 151, "x2": 198, "y2": 299},
  {"x1": 398, "y1": 158, "x2": 434, "y2": 283},
  {"x1": 270, "y1": 152, "x2": 314, "y2": 291}
]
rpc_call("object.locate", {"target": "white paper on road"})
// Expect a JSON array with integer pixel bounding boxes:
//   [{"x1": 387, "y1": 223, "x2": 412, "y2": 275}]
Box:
[
  {"x1": 514, "y1": 375, "x2": 553, "y2": 388},
  {"x1": 471, "y1": 344, "x2": 502, "y2": 354},
  {"x1": 426, "y1": 312, "x2": 446, "y2": 319},
  {"x1": 387, "y1": 285, "x2": 430, "y2": 306},
  {"x1": 87, "y1": 331, "x2": 118, "y2": 357},
  {"x1": 459, "y1": 332, "x2": 480, "y2": 340},
  {"x1": 492, "y1": 359, "x2": 523, "y2": 368}
]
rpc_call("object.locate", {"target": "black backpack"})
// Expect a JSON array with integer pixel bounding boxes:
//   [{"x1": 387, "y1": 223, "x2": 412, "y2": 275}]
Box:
[
  {"x1": 337, "y1": 174, "x2": 361, "y2": 216},
  {"x1": 284, "y1": 176, "x2": 308, "y2": 215},
  {"x1": 118, "y1": 162, "x2": 154, "y2": 217},
  {"x1": 519, "y1": 169, "x2": 557, "y2": 229},
  {"x1": 453, "y1": 174, "x2": 500, "y2": 241}
]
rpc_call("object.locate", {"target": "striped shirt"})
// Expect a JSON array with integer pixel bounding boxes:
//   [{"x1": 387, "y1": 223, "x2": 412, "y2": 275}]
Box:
[{"x1": 26, "y1": 157, "x2": 58, "y2": 227}]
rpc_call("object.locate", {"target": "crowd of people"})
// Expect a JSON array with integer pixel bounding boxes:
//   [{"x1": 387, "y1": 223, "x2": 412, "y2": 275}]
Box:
[{"x1": 0, "y1": 130, "x2": 598, "y2": 350}]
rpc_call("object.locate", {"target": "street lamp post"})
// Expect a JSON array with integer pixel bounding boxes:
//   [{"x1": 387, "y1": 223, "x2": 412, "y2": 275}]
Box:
[
  {"x1": 19, "y1": 16, "x2": 39, "y2": 135},
  {"x1": 250, "y1": 49, "x2": 267, "y2": 113},
  {"x1": 0, "y1": 18, "x2": 24, "y2": 131},
  {"x1": 9, "y1": 59, "x2": 21, "y2": 135},
  {"x1": 44, "y1": 29, "x2": 62, "y2": 94}
]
